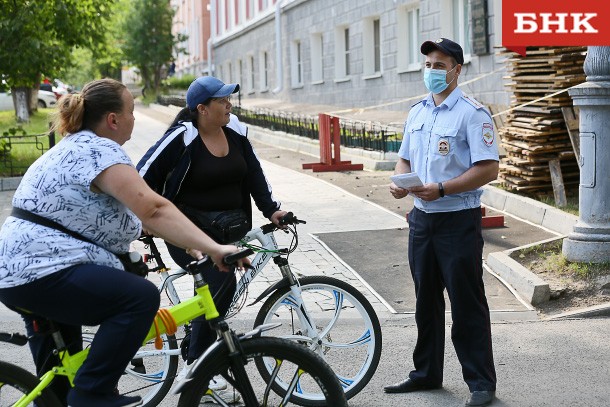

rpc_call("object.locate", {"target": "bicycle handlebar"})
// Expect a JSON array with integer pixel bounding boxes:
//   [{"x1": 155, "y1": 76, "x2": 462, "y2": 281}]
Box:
[
  {"x1": 185, "y1": 247, "x2": 254, "y2": 273},
  {"x1": 223, "y1": 248, "x2": 255, "y2": 265},
  {"x1": 0, "y1": 332, "x2": 28, "y2": 346},
  {"x1": 279, "y1": 212, "x2": 306, "y2": 226}
]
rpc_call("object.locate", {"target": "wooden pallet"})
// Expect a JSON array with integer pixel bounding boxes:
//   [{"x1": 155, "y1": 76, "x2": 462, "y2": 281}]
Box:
[{"x1": 496, "y1": 46, "x2": 586, "y2": 202}]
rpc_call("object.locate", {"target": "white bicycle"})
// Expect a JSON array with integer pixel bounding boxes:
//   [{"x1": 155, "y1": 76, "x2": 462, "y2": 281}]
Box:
[{"x1": 105, "y1": 212, "x2": 382, "y2": 406}]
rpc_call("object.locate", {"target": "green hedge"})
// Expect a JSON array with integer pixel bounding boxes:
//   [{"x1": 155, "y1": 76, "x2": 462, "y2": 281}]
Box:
[{"x1": 164, "y1": 74, "x2": 197, "y2": 90}]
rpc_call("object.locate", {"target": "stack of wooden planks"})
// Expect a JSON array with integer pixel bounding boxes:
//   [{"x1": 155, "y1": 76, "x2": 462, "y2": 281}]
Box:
[{"x1": 497, "y1": 46, "x2": 586, "y2": 196}]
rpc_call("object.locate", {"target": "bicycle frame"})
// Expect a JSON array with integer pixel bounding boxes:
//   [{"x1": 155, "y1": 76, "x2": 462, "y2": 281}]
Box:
[{"x1": 152, "y1": 223, "x2": 322, "y2": 346}]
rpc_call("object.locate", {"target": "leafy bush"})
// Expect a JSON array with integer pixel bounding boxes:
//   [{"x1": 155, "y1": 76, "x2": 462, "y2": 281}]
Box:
[{"x1": 165, "y1": 74, "x2": 196, "y2": 90}]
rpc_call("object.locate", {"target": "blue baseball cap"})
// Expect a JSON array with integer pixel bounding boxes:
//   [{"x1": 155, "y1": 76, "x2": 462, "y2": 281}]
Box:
[
  {"x1": 421, "y1": 38, "x2": 464, "y2": 65},
  {"x1": 186, "y1": 76, "x2": 240, "y2": 110}
]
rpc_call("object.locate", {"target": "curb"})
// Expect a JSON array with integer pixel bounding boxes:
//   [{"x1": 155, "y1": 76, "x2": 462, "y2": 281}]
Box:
[
  {"x1": 487, "y1": 251, "x2": 551, "y2": 306},
  {"x1": 544, "y1": 302, "x2": 610, "y2": 319},
  {"x1": 480, "y1": 185, "x2": 578, "y2": 236}
]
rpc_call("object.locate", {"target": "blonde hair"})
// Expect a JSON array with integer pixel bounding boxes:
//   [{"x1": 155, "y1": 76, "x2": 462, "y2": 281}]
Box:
[{"x1": 51, "y1": 78, "x2": 126, "y2": 135}]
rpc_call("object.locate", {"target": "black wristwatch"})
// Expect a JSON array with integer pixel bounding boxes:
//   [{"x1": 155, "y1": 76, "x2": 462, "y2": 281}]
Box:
[{"x1": 438, "y1": 182, "x2": 445, "y2": 197}]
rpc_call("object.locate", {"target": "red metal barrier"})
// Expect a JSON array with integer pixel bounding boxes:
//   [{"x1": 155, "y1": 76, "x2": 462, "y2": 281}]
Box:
[{"x1": 302, "y1": 114, "x2": 363, "y2": 172}]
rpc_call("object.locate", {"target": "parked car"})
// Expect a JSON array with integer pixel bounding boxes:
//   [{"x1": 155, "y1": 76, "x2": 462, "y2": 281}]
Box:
[
  {"x1": 37, "y1": 90, "x2": 57, "y2": 108},
  {"x1": 0, "y1": 91, "x2": 13, "y2": 111},
  {"x1": 0, "y1": 90, "x2": 57, "y2": 111}
]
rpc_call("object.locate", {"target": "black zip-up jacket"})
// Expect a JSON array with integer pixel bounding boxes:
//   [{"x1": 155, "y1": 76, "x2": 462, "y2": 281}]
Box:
[{"x1": 136, "y1": 121, "x2": 281, "y2": 226}]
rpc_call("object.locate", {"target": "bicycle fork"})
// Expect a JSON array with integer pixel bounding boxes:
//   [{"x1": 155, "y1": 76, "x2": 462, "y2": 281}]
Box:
[
  {"x1": 216, "y1": 320, "x2": 259, "y2": 406},
  {"x1": 274, "y1": 257, "x2": 322, "y2": 347}
]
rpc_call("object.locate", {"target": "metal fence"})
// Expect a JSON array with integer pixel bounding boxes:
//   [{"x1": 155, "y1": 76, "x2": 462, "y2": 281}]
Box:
[
  {"x1": 156, "y1": 95, "x2": 401, "y2": 153},
  {"x1": 232, "y1": 106, "x2": 402, "y2": 153},
  {"x1": 0, "y1": 132, "x2": 56, "y2": 177}
]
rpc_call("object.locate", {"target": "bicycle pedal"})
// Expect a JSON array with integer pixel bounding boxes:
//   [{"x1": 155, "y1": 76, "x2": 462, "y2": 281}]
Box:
[{"x1": 130, "y1": 357, "x2": 146, "y2": 374}]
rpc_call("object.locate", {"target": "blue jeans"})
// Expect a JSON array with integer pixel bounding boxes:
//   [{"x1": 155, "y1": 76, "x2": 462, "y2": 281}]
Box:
[{"x1": 0, "y1": 264, "x2": 160, "y2": 401}]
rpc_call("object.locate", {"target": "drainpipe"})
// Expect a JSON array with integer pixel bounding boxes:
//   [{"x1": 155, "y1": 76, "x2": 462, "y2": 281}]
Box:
[
  {"x1": 272, "y1": 0, "x2": 286, "y2": 94},
  {"x1": 207, "y1": 0, "x2": 216, "y2": 76}
]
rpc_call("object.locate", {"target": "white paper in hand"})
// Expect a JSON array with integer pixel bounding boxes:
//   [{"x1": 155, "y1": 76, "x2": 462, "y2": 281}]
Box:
[{"x1": 390, "y1": 173, "x2": 423, "y2": 189}]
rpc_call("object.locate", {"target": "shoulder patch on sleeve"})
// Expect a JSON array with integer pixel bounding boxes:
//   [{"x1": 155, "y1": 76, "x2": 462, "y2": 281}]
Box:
[
  {"x1": 461, "y1": 94, "x2": 484, "y2": 110},
  {"x1": 482, "y1": 122, "x2": 495, "y2": 147}
]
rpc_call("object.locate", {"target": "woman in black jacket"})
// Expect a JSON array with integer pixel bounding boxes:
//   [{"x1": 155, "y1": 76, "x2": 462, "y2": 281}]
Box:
[{"x1": 136, "y1": 76, "x2": 287, "y2": 368}]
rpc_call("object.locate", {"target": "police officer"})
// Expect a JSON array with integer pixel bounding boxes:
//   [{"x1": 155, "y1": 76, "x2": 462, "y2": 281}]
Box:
[{"x1": 385, "y1": 38, "x2": 499, "y2": 406}]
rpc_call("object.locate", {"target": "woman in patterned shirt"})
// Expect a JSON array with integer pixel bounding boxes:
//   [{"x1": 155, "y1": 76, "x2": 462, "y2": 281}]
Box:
[{"x1": 0, "y1": 78, "x2": 246, "y2": 407}]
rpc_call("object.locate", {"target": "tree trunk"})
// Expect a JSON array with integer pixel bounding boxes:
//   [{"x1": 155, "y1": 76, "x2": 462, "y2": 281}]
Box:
[
  {"x1": 29, "y1": 87, "x2": 39, "y2": 114},
  {"x1": 13, "y1": 87, "x2": 30, "y2": 123}
]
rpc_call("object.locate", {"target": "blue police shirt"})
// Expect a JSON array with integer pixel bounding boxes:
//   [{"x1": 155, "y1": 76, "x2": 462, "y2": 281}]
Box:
[{"x1": 398, "y1": 87, "x2": 499, "y2": 213}]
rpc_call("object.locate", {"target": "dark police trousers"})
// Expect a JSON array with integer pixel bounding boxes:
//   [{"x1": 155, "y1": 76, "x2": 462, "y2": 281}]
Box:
[{"x1": 407, "y1": 207, "x2": 497, "y2": 391}]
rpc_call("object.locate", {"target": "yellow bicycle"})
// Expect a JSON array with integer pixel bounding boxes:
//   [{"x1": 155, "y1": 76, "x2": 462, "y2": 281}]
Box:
[{"x1": 0, "y1": 250, "x2": 348, "y2": 407}]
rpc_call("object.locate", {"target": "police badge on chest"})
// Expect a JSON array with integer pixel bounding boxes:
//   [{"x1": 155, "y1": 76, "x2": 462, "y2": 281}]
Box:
[{"x1": 437, "y1": 139, "x2": 450, "y2": 155}]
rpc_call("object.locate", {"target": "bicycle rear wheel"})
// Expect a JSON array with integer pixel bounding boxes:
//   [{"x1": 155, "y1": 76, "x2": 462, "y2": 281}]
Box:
[
  {"x1": 0, "y1": 360, "x2": 63, "y2": 407},
  {"x1": 82, "y1": 332, "x2": 179, "y2": 406},
  {"x1": 254, "y1": 275, "x2": 382, "y2": 405},
  {"x1": 177, "y1": 336, "x2": 347, "y2": 407}
]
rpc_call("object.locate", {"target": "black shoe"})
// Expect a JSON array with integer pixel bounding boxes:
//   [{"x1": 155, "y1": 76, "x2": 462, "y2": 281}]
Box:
[
  {"x1": 384, "y1": 378, "x2": 441, "y2": 393},
  {"x1": 465, "y1": 390, "x2": 495, "y2": 406}
]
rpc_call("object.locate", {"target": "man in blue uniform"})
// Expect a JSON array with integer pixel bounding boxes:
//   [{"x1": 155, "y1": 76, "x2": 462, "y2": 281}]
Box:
[{"x1": 385, "y1": 38, "x2": 499, "y2": 406}]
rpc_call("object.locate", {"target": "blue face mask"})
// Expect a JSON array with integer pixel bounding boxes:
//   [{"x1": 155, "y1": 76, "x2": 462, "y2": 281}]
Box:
[{"x1": 423, "y1": 66, "x2": 457, "y2": 94}]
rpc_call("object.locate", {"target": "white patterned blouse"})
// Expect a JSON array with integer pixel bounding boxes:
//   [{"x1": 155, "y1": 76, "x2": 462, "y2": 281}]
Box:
[{"x1": 0, "y1": 130, "x2": 142, "y2": 288}]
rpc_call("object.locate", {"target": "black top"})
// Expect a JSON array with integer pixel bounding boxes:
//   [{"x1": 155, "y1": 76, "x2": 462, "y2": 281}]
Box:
[{"x1": 175, "y1": 135, "x2": 247, "y2": 211}]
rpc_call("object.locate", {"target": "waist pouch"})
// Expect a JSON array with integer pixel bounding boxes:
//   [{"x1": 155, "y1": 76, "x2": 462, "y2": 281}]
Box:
[{"x1": 180, "y1": 206, "x2": 251, "y2": 244}]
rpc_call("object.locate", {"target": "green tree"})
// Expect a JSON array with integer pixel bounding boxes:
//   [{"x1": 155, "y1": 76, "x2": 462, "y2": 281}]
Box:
[
  {"x1": 0, "y1": 0, "x2": 115, "y2": 121},
  {"x1": 63, "y1": 0, "x2": 131, "y2": 89},
  {"x1": 123, "y1": 0, "x2": 187, "y2": 95}
]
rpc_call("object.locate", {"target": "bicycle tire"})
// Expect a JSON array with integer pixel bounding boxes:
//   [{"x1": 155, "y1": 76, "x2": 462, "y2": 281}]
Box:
[
  {"x1": 177, "y1": 336, "x2": 347, "y2": 407},
  {"x1": 83, "y1": 332, "x2": 179, "y2": 406},
  {"x1": 0, "y1": 360, "x2": 63, "y2": 407},
  {"x1": 254, "y1": 275, "x2": 382, "y2": 405}
]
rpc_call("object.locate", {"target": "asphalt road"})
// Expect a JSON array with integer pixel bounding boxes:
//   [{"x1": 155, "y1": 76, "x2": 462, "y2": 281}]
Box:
[{"x1": 1, "y1": 316, "x2": 609, "y2": 406}]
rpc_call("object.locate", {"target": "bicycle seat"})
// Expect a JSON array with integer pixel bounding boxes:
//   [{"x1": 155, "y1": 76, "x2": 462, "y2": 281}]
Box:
[{"x1": 3, "y1": 303, "x2": 57, "y2": 336}]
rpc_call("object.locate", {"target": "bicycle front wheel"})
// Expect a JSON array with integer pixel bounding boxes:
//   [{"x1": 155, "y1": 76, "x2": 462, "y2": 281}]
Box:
[
  {"x1": 0, "y1": 360, "x2": 63, "y2": 407},
  {"x1": 82, "y1": 332, "x2": 179, "y2": 406},
  {"x1": 254, "y1": 275, "x2": 382, "y2": 405},
  {"x1": 177, "y1": 336, "x2": 347, "y2": 407}
]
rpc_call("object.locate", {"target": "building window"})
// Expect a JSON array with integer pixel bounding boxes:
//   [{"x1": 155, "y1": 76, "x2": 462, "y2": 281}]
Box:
[
  {"x1": 259, "y1": 51, "x2": 268, "y2": 91},
  {"x1": 310, "y1": 32, "x2": 323, "y2": 83},
  {"x1": 334, "y1": 26, "x2": 351, "y2": 79},
  {"x1": 363, "y1": 17, "x2": 381, "y2": 76},
  {"x1": 290, "y1": 40, "x2": 303, "y2": 87},
  {"x1": 246, "y1": 55, "x2": 255, "y2": 93},
  {"x1": 237, "y1": 59, "x2": 243, "y2": 89},
  {"x1": 441, "y1": 0, "x2": 471, "y2": 61},
  {"x1": 247, "y1": 0, "x2": 254, "y2": 19},
  {"x1": 259, "y1": 0, "x2": 269, "y2": 12},
  {"x1": 226, "y1": 61, "x2": 232, "y2": 83},
  {"x1": 397, "y1": 4, "x2": 421, "y2": 72}
]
